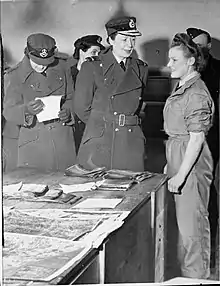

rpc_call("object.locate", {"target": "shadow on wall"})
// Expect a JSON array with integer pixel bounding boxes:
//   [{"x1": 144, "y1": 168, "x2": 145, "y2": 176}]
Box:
[
  {"x1": 211, "y1": 37, "x2": 220, "y2": 59},
  {"x1": 3, "y1": 46, "x2": 15, "y2": 70},
  {"x1": 140, "y1": 38, "x2": 172, "y2": 140},
  {"x1": 141, "y1": 38, "x2": 169, "y2": 69},
  {"x1": 108, "y1": 0, "x2": 131, "y2": 21},
  {"x1": 20, "y1": 0, "x2": 54, "y2": 30}
]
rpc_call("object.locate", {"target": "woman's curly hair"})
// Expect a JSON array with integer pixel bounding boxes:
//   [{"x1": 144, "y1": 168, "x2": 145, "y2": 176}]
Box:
[
  {"x1": 73, "y1": 35, "x2": 104, "y2": 60},
  {"x1": 171, "y1": 33, "x2": 206, "y2": 72}
]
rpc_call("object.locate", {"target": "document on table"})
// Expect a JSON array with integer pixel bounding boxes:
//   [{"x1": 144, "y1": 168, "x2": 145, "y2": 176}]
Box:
[
  {"x1": 72, "y1": 198, "x2": 123, "y2": 209},
  {"x1": 36, "y1": 95, "x2": 62, "y2": 122},
  {"x1": 59, "y1": 180, "x2": 104, "y2": 193},
  {"x1": 3, "y1": 182, "x2": 23, "y2": 197}
]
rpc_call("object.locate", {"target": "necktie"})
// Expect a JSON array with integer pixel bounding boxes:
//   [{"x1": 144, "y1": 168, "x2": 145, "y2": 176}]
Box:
[{"x1": 120, "y1": 61, "x2": 126, "y2": 71}]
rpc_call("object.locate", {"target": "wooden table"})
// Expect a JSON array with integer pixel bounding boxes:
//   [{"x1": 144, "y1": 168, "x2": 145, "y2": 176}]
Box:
[{"x1": 2, "y1": 167, "x2": 168, "y2": 285}]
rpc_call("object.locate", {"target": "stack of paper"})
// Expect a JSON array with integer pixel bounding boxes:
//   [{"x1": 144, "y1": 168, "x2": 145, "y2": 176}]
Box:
[
  {"x1": 96, "y1": 178, "x2": 135, "y2": 191},
  {"x1": 72, "y1": 198, "x2": 123, "y2": 209},
  {"x1": 59, "y1": 181, "x2": 99, "y2": 193},
  {"x1": 104, "y1": 169, "x2": 156, "y2": 182},
  {"x1": 3, "y1": 182, "x2": 49, "y2": 198},
  {"x1": 65, "y1": 164, "x2": 106, "y2": 179},
  {"x1": 3, "y1": 182, "x2": 23, "y2": 197}
]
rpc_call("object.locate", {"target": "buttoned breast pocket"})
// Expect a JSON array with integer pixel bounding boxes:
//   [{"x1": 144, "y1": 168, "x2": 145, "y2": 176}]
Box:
[{"x1": 47, "y1": 70, "x2": 65, "y2": 94}]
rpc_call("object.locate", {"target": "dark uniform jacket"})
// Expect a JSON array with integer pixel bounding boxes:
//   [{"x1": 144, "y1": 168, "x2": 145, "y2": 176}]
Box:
[
  {"x1": 66, "y1": 57, "x2": 86, "y2": 154},
  {"x1": 74, "y1": 47, "x2": 148, "y2": 171},
  {"x1": 3, "y1": 55, "x2": 76, "y2": 171},
  {"x1": 201, "y1": 54, "x2": 220, "y2": 167}
]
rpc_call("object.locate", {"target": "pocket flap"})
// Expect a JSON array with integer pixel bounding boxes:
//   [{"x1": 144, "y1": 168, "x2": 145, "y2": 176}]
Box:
[
  {"x1": 82, "y1": 125, "x2": 104, "y2": 144},
  {"x1": 18, "y1": 128, "x2": 39, "y2": 147}
]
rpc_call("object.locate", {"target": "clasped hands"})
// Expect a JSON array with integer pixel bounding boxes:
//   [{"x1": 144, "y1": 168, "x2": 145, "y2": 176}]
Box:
[{"x1": 26, "y1": 99, "x2": 71, "y2": 123}]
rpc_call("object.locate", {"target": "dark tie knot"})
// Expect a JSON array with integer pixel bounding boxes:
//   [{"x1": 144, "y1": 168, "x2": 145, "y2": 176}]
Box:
[{"x1": 120, "y1": 61, "x2": 126, "y2": 71}]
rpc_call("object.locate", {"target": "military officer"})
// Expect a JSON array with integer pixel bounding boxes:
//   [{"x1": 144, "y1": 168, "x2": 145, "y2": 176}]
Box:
[
  {"x1": 74, "y1": 16, "x2": 148, "y2": 171},
  {"x1": 3, "y1": 33, "x2": 76, "y2": 172}
]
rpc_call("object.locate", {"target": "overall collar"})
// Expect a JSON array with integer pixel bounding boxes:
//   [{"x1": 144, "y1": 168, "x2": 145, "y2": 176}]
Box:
[
  {"x1": 172, "y1": 72, "x2": 201, "y2": 96},
  {"x1": 179, "y1": 71, "x2": 199, "y2": 87}
]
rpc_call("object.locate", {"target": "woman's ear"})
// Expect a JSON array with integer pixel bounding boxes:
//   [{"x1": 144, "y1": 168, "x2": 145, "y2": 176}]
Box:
[
  {"x1": 207, "y1": 42, "x2": 211, "y2": 51},
  {"x1": 188, "y1": 56, "x2": 195, "y2": 66}
]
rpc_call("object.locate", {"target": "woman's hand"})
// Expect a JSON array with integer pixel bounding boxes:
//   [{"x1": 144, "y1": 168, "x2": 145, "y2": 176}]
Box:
[
  {"x1": 26, "y1": 99, "x2": 44, "y2": 115},
  {"x1": 168, "y1": 173, "x2": 185, "y2": 194}
]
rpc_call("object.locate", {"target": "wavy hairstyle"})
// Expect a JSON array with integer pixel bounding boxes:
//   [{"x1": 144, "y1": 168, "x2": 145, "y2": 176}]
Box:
[
  {"x1": 73, "y1": 35, "x2": 104, "y2": 60},
  {"x1": 171, "y1": 33, "x2": 206, "y2": 72}
]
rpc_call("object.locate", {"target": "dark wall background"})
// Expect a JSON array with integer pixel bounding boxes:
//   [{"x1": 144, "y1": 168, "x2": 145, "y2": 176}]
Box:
[{"x1": 1, "y1": 0, "x2": 220, "y2": 67}]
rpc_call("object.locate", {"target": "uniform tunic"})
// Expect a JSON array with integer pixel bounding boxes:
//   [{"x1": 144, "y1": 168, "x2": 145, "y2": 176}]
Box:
[
  {"x1": 3, "y1": 55, "x2": 76, "y2": 172},
  {"x1": 74, "y1": 48, "x2": 148, "y2": 171},
  {"x1": 68, "y1": 60, "x2": 85, "y2": 154},
  {"x1": 163, "y1": 74, "x2": 214, "y2": 278}
]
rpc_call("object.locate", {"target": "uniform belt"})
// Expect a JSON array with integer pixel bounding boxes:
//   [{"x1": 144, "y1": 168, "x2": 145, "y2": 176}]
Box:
[
  {"x1": 42, "y1": 118, "x2": 60, "y2": 125},
  {"x1": 104, "y1": 114, "x2": 140, "y2": 126}
]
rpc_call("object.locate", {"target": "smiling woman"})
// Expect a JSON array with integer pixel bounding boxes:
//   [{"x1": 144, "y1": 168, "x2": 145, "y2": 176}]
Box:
[
  {"x1": 73, "y1": 16, "x2": 149, "y2": 171},
  {"x1": 163, "y1": 33, "x2": 214, "y2": 279}
]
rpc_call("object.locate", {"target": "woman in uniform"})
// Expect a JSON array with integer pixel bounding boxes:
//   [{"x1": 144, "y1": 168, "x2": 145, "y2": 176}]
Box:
[
  {"x1": 3, "y1": 33, "x2": 76, "y2": 171},
  {"x1": 164, "y1": 33, "x2": 214, "y2": 278},
  {"x1": 68, "y1": 35, "x2": 105, "y2": 153},
  {"x1": 74, "y1": 16, "x2": 148, "y2": 171}
]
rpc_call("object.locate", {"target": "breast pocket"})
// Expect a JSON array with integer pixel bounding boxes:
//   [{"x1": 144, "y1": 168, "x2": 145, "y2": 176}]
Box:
[{"x1": 18, "y1": 128, "x2": 40, "y2": 147}]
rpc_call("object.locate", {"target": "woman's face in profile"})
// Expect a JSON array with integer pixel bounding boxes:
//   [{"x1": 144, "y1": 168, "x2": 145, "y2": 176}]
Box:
[{"x1": 167, "y1": 46, "x2": 192, "y2": 79}]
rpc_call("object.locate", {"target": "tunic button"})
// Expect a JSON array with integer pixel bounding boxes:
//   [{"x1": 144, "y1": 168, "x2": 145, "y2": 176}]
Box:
[
  {"x1": 128, "y1": 128, "x2": 132, "y2": 132},
  {"x1": 111, "y1": 96, "x2": 114, "y2": 99},
  {"x1": 139, "y1": 97, "x2": 142, "y2": 100},
  {"x1": 115, "y1": 128, "x2": 119, "y2": 132},
  {"x1": 113, "y1": 112, "x2": 117, "y2": 115},
  {"x1": 59, "y1": 77, "x2": 62, "y2": 81},
  {"x1": 104, "y1": 78, "x2": 107, "y2": 81}
]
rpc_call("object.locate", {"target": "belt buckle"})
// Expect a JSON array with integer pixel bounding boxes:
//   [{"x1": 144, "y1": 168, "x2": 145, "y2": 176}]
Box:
[{"x1": 119, "y1": 114, "x2": 125, "y2": 126}]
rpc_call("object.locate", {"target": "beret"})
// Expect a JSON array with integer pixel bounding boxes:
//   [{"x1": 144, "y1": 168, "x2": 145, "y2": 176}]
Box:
[
  {"x1": 186, "y1": 27, "x2": 210, "y2": 39},
  {"x1": 74, "y1": 35, "x2": 105, "y2": 50}
]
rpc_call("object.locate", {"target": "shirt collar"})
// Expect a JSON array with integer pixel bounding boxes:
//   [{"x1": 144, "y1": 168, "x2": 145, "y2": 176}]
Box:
[
  {"x1": 179, "y1": 71, "x2": 199, "y2": 87},
  {"x1": 112, "y1": 51, "x2": 126, "y2": 64}
]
